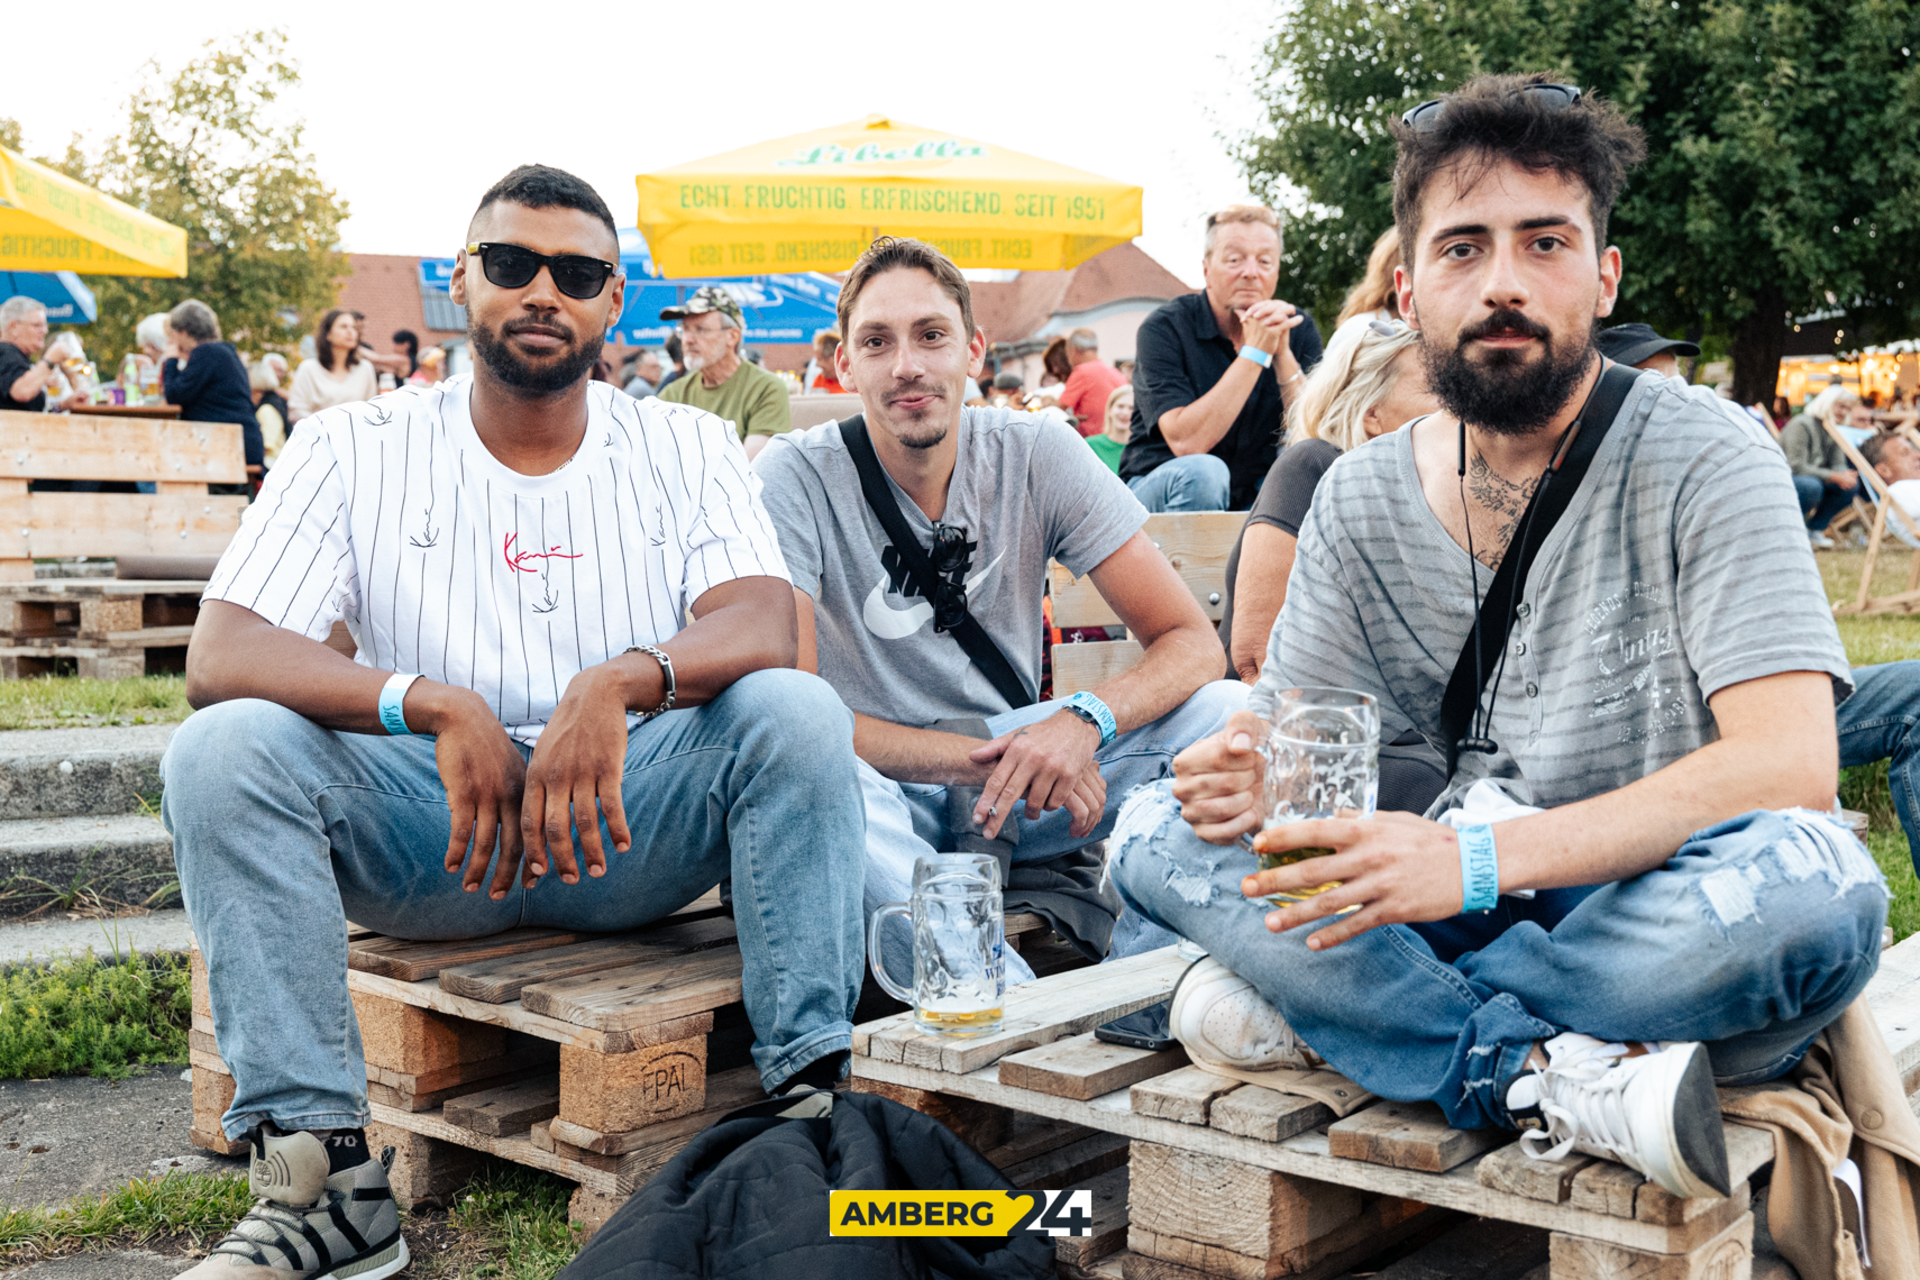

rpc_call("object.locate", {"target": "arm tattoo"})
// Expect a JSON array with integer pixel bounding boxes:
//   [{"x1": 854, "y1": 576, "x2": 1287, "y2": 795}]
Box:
[{"x1": 1465, "y1": 453, "x2": 1541, "y2": 570}]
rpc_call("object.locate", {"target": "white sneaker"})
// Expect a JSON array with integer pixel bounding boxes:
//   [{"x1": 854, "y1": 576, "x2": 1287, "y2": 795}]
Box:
[
  {"x1": 1809, "y1": 532, "x2": 1836, "y2": 549},
  {"x1": 1507, "y1": 1033, "x2": 1730, "y2": 1200},
  {"x1": 1167, "y1": 957, "x2": 1324, "y2": 1072}
]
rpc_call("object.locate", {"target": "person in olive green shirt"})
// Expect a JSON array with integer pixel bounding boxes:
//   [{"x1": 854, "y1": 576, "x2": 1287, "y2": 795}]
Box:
[{"x1": 657, "y1": 286, "x2": 792, "y2": 459}]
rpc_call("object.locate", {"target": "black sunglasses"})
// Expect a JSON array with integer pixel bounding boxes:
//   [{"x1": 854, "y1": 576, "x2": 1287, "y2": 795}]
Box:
[
  {"x1": 928, "y1": 523, "x2": 973, "y2": 632},
  {"x1": 1400, "y1": 83, "x2": 1583, "y2": 133},
  {"x1": 465, "y1": 242, "x2": 618, "y2": 300}
]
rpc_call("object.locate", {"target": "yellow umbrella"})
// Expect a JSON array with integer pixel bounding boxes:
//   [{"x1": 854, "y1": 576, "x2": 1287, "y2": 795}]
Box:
[
  {"x1": 636, "y1": 115, "x2": 1142, "y2": 279},
  {"x1": 0, "y1": 146, "x2": 187, "y2": 277}
]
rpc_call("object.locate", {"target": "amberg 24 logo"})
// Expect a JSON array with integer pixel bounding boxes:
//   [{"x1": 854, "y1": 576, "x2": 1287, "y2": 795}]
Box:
[{"x1": 829, "y1": 1189, "x2": 1094, "y2": 1237}]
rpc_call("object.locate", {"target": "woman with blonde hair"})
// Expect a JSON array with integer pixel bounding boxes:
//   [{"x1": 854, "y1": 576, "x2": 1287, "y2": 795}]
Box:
[
  {"x1": 1333, "y1": 228, "x2": 1403, "y2": 329},
  {"x1": 1087, "y1": 381, "x2": 1134, "y2": 474},
  {"x1": 1221, "y1": 316, "x2": 1437, "y2": 682}
]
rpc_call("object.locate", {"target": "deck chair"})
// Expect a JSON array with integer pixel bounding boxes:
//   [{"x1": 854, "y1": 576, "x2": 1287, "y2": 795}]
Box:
[{"x1": 1823, "y1": 419, "x2": 1920, "y2": 616}]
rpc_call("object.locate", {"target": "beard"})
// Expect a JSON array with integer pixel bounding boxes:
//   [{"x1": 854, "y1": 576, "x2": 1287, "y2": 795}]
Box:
[
  {"x1": 878, "y1": 379, "x2": 954, "y2": 450},
  {"x1": 470, "y1": 315, "x2": 602, "y2": 396},
  {"x1": 1421, "y1": 308, "x2": 1598, "y2": 437}
]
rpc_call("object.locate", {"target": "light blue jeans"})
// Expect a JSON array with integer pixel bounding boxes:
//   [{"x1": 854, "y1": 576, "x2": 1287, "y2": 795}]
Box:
[
  {"x1": 1126, "y1": 455, "x2": 1232, "y2": 512},
  {"x1": 1110, "y1": 786, "x2": 1888, "y2": 1132},
  {"x1": 865, "y1": 680, "x2": 1247, "y2": 985},
  {"x1": 162, "y1": 669, "x2": 866, "y2": 1138},
  {"x1": 1838, "y1": 662, "x2": 1920, "y2": 869}
]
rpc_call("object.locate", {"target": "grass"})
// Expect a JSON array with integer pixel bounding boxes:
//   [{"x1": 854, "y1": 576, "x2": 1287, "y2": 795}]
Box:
[
  {"x1": 0, "y1": 1170, "x2": 253, "y2": 1261},
  {"x1": 424, "y1": 1164, "x2": 584, "y2": 1280},
  {"x1": 0, "y1": 950, "x2": 191, "y2": 1080},
  {"x1": 0, "y1": 675, "x2": 191, "y2": 730}
]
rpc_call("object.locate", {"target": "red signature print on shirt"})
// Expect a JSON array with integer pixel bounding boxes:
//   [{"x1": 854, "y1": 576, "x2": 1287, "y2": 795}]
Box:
[{"x1": 503, "y1": 533, "x2": 584, "y2": 573}]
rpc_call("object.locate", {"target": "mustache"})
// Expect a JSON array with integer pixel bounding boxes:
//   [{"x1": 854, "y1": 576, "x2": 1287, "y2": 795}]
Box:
[
  {"x1": 502, "y1": 318, "x2": 575, "y2": 343},
  {"x1": 888, "y1": 382, "x2": 944, "y2": 400},
  {"x1": 1457, "y1": 309, "x2": 1552, "y2": 346}
]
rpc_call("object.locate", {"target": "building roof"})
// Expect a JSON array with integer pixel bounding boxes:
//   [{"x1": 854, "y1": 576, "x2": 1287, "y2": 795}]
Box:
[
  {"x1": 336, "y1": 254, "x2": 464, "y2": 354},
  {"x1": 969, "y1": 242, "x2": 1190, "y2": 347}
]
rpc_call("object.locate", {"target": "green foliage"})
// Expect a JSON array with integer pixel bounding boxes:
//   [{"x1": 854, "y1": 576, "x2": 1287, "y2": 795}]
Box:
[
  {"x1": 0, "y1": 118, "x2": 23, "y2": 153},
  {"x1": 0, "y1": 1170, "x2": 252, "y2": 1260},
  {"x1": 443, "y1": 1165, "x2": 583, "y2": 1280},
  {"x1": 0, "y1": 951, "x2": 191, "y2": 1080},
  {"x1": 1242, "y1": 0, "x2": 1920, "y2": 396},
  {"x1": 46, "y1": 29, "x2": 348, "y2": 364}
]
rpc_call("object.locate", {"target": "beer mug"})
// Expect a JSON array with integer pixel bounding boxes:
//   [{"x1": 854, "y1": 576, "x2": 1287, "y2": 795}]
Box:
[
  {"x1": 1242, "y1": 686, "x2": 1379, "y2": 904},
  {"x1": 868, "y1": 853, "x2": 1006, "y2": 1036}
]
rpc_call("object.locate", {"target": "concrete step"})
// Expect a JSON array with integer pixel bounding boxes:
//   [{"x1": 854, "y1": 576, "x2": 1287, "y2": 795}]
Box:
[
  {"x1": 0, "y1": 724, "x2": 176, "y2": 819},
  {"x1": 0, "y1": 907, "x2": 193, "y2": 965},
  {"x1": 0, "y1": 813, "x2": 176, "y2": 918}
]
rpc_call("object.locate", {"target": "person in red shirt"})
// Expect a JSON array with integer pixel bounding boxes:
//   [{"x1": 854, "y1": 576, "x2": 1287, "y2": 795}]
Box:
[{"x1": 1057, "y1": 327, "x2": 1128, "y2": 436}]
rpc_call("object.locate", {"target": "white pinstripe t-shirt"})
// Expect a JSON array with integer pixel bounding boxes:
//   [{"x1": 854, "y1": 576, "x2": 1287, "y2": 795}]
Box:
[{"x1": 205, "y1": 374, "x2": 789, "y2": 743}]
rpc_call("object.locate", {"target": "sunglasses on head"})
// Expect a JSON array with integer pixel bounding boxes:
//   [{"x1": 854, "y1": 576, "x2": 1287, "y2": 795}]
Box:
[
  {"x1": 465, "y1": 242, "x2": 618, "y2": 300},
  {"x1": 1400, "y1": 83, "x2": 1583, "y2": 133},
  {"x1": 1368, "y1": 317, "x2": 1410, "y2": 337}
]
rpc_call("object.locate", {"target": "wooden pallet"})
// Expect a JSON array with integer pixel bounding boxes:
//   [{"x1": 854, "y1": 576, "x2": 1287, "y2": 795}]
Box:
[
  {"x1": 853, "y1": 932, "x2": 1920, "y2": 1279},
  {"x1": 0, "y1": 577, "x2": 206, "y2": 678},
  {"x1": 190, "y1": 902, "x2": 1058, "y2": 1230}
]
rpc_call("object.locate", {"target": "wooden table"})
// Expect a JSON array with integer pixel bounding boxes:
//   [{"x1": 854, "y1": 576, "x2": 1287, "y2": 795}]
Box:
[{"x1": 68, "y1": 403, "x2": 182, "y2": 418}]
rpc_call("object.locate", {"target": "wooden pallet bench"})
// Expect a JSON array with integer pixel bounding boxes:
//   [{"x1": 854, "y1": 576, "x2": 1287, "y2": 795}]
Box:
[
  {"x1": 0, "y1": 577, "x2": 207, "y2": 678},
  {"x1": 189, "y1": 900, "x2": 1057, "y2": 1230},
  {"x1": 854, "y1": 932, "x2": 1920, "y2": 1280}
]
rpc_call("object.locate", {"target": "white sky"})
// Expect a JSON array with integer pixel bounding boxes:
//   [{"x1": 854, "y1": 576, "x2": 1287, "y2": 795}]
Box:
[{"x1": 6, "y1": 0, "x2": 1280, "y2": 289}]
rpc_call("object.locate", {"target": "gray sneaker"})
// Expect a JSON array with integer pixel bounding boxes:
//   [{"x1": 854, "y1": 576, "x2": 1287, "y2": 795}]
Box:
[{"x1": 177, "y1": 1128, "x2": 408, "y2": 1280}]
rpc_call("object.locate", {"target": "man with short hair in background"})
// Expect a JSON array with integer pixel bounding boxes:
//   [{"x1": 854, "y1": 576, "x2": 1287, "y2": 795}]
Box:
[
  {"x1": 1120, "y1": 205, "x2": 1325, "y2": 510},
  {"x1": 658, "y1": 286, "x2": 791, "y2": 458},
  {"x1": 0, "y1": 296, "x2": 86, "y2": 412},
  {"x1": 1056, "y1": 327, "x2": 1126, "y2": 437},
  {"x1": 624, "y1": 349, "x2": 663, "y2": 399}
]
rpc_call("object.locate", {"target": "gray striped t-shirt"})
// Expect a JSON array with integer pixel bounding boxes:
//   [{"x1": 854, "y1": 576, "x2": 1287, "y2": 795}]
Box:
[{"x1": 1258, "y1": 369, "x2": 1850, "y2": 815}]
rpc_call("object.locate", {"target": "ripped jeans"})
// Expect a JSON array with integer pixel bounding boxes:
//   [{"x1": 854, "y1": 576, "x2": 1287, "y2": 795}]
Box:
[{"x1": 1109, "y1": 786, "x2": 1889, "y2": 1132}]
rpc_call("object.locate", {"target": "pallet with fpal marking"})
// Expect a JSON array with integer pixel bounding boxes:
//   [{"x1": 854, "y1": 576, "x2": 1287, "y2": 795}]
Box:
[{"x1": 853, "y1": 932, "x2": 1920, "y2": 1278}]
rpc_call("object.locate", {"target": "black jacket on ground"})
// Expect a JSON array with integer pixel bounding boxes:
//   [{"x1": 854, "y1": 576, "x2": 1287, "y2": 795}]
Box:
[
  {"x1": 558, "y1": 1091, "x2": 1054, "y2": 1280},
  {"x1": 163, "y1": 341, "x2": 263, "y2": 467}
]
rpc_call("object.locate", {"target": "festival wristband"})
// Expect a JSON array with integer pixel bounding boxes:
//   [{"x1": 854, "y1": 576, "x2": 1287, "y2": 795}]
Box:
[
  {"x1": 1457, "y1": 824, "x2": 1500, "y2": 912},
  {"x1": 379, "y1": 672, "x2": 422, "y2": 736},
  {"x1": 1061, "y1": 691, "x2": 1118, "y2": 748},
  {"x1": 1238, "y1": 344, "x2": 1273, "y2": 369}
]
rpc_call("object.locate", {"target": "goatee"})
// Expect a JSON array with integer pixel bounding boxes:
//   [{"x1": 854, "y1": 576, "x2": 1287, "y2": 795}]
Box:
[
  {"x1": 470, "y1": 318, "x2": 602, "y2": 396},
  {"x1": 1422, "y1": 309, "x2": 1598, "y2": 437}
]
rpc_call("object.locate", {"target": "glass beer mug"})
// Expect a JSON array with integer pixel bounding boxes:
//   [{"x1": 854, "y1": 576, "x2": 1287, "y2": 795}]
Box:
[
  {"x1": 867, "y1": 853, "x2": 1006, "y2": 1036},
  {"x1": 1242, "y1": 687, "x2": 1379, "y2": 904}
]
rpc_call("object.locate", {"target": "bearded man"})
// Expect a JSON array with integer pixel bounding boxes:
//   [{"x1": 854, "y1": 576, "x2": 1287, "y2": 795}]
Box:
[
  {"x1": 1107, "y1": 76, "x2": 1887, "y2": 1202},
  {"x1": 164, "y1": 164, "x2": 864, "y2": 1280}
]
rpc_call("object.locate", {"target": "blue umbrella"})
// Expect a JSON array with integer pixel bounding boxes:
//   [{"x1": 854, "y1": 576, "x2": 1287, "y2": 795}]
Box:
[
  {"x1": 0, "y1": 271, "x2": 96, "y2": 325},
  {"x1": 417, "y1": 230, "x2": 842, "y2": 347}
]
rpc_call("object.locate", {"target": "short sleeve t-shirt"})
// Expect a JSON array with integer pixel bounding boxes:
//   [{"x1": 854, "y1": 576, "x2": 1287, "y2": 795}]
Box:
[
  {"x1": 205, "y1": 375, "x2": 788, "y2": 744},
  {"x1": 0, "y1": 343, "x2": 45, "y2": 413},
  {"x1": 1058, "y1": 361, "x2": 1127, "y2": 437},
  {"x1": 1261, "y1": 371, "x2": 1851, "y2": 814},
  {"x1": 1219, "y1": 438, "x2": 1342, "y2": 670},
  {"x1": 658, "y1": 360, "x2": 793, "y2": 439},
  {"x1": 1087, "y1": 433, "x2": 1126, "y2": 474},
  {"x1": 758, "y1": 406, "x2": 1148, "y2": 723}
]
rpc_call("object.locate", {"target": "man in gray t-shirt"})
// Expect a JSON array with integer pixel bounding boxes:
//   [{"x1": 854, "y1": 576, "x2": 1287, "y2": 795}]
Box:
[
  {"x1": 758, "y1": 237, "x2": 1245, "y2": 983},
  {"x1": 1108, "y1": 74, "x2": 1887, "y2": 1205}
]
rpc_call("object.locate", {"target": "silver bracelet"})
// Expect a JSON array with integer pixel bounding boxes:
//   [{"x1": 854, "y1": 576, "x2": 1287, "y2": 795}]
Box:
[{"x1": 623, "y1": 644, "x2": 676, "y2": 720}]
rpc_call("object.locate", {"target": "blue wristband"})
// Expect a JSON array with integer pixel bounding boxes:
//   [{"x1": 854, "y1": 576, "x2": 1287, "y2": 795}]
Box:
[
  {"x1": 379, "y1": 673, "x2": 421, "y2": 736},
  {"x1": 1457, "y1": 824, "x2": 1500, "y2": 912},
  {"x1": 1238, "y1": 344, "x2": 1272, "y2": 369},
  {"x1": 1062, "y1": 691, "x2": 1118, "y2": 748}
]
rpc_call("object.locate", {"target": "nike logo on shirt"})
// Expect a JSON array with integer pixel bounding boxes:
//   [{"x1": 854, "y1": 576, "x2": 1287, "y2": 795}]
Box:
[{"x1": 862, "y1": 553, "x2": 1005, "y2": 641}]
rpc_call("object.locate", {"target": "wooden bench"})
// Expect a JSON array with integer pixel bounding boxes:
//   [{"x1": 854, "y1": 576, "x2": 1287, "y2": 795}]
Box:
[
  {"x1": 188, "y1": 902, "x2": 1058, "y2": 1232},
  {"x1": 851, "y1": 931, "x2": 1920, "y2": 1279},
  {"x1": 0, "y1": 409, "x2": 245, "y2": 676},
  {"x1": 1051, "y1": 512, "x2": 1240, "y2": 699}
]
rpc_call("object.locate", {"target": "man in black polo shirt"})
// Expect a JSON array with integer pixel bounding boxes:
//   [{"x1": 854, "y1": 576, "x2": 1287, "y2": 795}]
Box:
[{"x1": 1119, "y1": 205, "x2": 1324, "y2": 511}]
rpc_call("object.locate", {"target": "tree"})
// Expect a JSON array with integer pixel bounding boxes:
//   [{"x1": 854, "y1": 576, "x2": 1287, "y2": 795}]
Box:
[
  {"x1": 46, "y1": 30, "x2": 349, "y2": 365},
  {"x1": 1241, "y1": 0, "x2": 1920, "y2": 402}
]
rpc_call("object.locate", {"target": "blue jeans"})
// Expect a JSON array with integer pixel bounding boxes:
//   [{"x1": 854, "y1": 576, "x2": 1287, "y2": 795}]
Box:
[
  {"x1": 864, "y1": 680, "x2": 1247, "y2": 984},
  {"x1": 1126, "y1": 455, "x2": 1231, "y2": 512},
  {"x1": 162, "y1": 669, "x2": 866, "y2": 1138},
  {"x1": 1110, "y1": 787, "x2": 1887, "y2": 1132},
  {"x1": 1796, "y1": 474, "x2": 1857, "y2": 531},
  {"x1": 1840, "y1": 661, "x2": 1920, "y2": 870}
]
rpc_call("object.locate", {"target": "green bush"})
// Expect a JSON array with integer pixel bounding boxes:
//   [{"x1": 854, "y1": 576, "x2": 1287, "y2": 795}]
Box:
[{"x1": 0, "y1": 951, "x2": 191, "y2": 1080}]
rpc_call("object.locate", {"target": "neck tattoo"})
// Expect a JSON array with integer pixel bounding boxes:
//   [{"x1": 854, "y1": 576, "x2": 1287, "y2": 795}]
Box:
[{"x1": 1464, "y1": 451, "x2": 1543, "y2": 570}]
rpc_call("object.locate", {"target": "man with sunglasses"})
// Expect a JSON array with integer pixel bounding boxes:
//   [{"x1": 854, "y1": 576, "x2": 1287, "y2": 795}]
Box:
[
  {"x1": 657, "y1": 286, "x2": 791, "y2": 459},
  {"x1": 163, "y1": 164, "x2": 864, "y2": 1280},
  {"x1": 1110, "y1": 75, "x2": 1887, "y2": 1204},
  {"x1": 757, "y1": 236, "x2": 1246, "y2": 986}
]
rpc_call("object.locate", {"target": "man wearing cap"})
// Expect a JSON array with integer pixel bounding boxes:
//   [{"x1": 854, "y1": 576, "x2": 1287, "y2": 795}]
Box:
[{"x1": 658, "y1": 286, "x2": 792, "y2": 458}]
